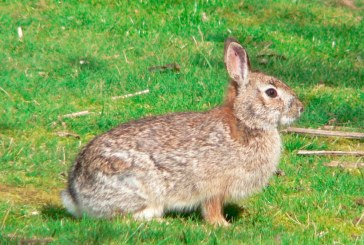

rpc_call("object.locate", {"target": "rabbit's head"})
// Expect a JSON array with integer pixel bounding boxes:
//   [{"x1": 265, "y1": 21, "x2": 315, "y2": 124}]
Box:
[{"x1": 224, "y1": 38, "x2": 303, "y2": 130}]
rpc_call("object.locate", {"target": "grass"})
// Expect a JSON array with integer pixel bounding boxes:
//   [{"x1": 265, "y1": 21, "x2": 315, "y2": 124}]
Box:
[{"x1": 0, "y1": 0, "x2": 363, "y2": 244}]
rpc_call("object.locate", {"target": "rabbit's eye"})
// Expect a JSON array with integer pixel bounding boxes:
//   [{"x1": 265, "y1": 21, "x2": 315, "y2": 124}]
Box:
[{"x1": 265, "y1": 88, "x2": 278, "y2": 98}]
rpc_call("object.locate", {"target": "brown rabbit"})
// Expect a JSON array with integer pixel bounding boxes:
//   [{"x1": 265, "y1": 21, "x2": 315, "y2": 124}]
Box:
[{"x1": 61, "y1": 38, "x2": 303, "y2": 226}]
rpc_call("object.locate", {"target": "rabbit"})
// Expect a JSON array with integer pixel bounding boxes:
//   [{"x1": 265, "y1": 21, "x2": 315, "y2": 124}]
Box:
[{"x1": 61, "y1": 37, "x2": 304, "y2": 226}]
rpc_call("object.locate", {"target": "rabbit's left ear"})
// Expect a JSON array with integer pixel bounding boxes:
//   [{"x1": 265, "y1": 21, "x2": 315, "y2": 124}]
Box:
[{"x1": 224, "y1": 38, "x2": 250, "y2": 87}]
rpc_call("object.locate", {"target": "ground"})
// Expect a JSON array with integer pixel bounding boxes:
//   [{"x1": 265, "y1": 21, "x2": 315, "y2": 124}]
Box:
[{"x1": 0, "y1": 0, "x2": 363, "y2": 244}]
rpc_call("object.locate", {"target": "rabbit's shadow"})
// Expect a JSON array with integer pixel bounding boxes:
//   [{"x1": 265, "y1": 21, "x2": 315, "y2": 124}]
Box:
[
  {"x1": 165, "y1": 203, "x2": 246, "y2": 223},
  {"x1": 41, "y1": 203, "x2": 246, "y2": 223},
  {"x1": 41, "y1": 204, "x2": 74, "y2": 220}
]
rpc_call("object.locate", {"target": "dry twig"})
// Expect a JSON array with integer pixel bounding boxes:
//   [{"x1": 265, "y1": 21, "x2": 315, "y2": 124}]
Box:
[
  {"x1": 5, "y1": 234, "x2": 54, "y2": 244},
  {"x1": 297, "y1": 150, "x2": 364, "y2": 156},
  {"x1": 55, "y1": 131, "x2": 80, "y2": 139},
  {"x1": 61, "y1": 110, "x2": 90, "y2": 118},
  {"x1": 284, "y1": 127, "x2": 364, "y2": 140},
  {"x1": 111, "y1": 89, "x2": 150, "y2": 100}
]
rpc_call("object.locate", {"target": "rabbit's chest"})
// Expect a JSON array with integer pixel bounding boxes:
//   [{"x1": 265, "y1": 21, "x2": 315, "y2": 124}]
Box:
[
  {"x1": 225, "y1": 132, "x2": 281, "y2": 199},
  {"x1": 238, "y1": 133, "x2": 281, "y2": 170}
]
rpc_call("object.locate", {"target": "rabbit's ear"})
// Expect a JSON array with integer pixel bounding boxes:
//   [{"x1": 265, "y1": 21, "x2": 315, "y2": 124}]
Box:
[{"x1": 224, "y1": 38, "x2": 250, "y2": 87}]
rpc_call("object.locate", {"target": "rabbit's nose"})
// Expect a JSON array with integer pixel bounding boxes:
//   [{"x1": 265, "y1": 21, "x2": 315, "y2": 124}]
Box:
[{"x1": 296, "y1": 100, "x2": 304, "y2": 114}]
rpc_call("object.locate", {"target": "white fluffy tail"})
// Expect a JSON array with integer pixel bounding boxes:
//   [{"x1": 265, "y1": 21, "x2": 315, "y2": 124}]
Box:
[{"x1": 61, "y1": 190, "x2": 80, "y2": 217}]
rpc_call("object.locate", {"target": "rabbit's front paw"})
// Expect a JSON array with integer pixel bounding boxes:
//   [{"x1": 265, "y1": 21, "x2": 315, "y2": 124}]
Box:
[{"x1": 202, "y1": 196, "x2": 230, "y2": 227}]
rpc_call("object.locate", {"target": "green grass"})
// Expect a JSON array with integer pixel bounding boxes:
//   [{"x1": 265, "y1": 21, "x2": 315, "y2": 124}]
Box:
[{"x1": 1, "y1": 0, "x2": 363, "y2": 244}]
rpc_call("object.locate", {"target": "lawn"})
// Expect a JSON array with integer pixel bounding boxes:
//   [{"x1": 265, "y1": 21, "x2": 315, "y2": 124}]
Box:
[{"x1": 0, "y1": 0, "x2": 363, "y2": 244}]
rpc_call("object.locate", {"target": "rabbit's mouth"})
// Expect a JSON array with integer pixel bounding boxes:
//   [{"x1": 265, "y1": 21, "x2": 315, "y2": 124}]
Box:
[
  {"x1": 279, "y1": 99, "x2": 304, "y2": 126},
  {"x1": 279, "y1": 115, "x2": 297, "y2": 126}
]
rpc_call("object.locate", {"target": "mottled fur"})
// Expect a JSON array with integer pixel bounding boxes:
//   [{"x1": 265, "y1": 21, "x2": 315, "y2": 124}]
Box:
[{"x1": 61, "y1": 38, "x2": 303, "y2": 225}]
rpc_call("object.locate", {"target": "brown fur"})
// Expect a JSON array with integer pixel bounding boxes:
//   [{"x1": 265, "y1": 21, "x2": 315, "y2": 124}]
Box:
[{"x1": 202, "y1": 195, "x2": 228, "y2": 226}]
